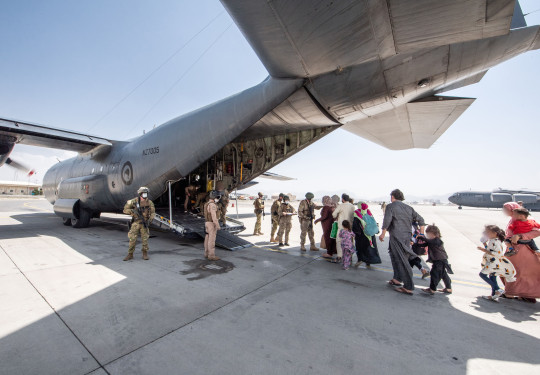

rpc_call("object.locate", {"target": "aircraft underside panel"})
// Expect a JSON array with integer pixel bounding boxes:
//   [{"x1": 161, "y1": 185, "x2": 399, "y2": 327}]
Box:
[{"x1": 188, "y1": 125, "x2": 338, "y2": 192}]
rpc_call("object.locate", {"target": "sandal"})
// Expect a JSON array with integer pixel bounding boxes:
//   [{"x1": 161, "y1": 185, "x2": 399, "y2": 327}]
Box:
[
  {"x1": 395, "y1": 287, "x2": 413, "y2": 296},
  {"x1": 322, "y1": 253, "x2": 332, "y2": 258},
  {"x1": 388, "y1": 280, "x2": 403, "y2": 287},
  {"x1": 421, "y1": 288, "x2": 435, "y2": 295},
  {"x1": 439, "y1": 288, "x2": 452, "y2": 294}
]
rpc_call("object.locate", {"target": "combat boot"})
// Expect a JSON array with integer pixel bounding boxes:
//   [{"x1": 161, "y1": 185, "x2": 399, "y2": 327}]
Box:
[
  {"x1": 123, "y1": 253, "x2": 133, "y2": 261},
  {"x1": 300, "y1": 246, "x2": 307, "y2": 252},
  {"x1": 142, "y1": 251, "x2": 149, "y2": 260},
  {"x1": 270, "y1": 236, "x2": 277, "y2": 243},
  {"x1": 310, "y1": 245, "x2": 319, "y2": 251}
]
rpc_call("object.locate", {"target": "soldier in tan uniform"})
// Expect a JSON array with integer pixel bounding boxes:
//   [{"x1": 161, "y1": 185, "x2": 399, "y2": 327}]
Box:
[
  {"x1": 270, "y1": 193, "x2": 284, "y2": 243},
  {"x1": 195, "y1": 191, "x2": 209, "y2": 215},
  {"x1": 184, "y1": 183, "x2": 199, "y2": 212},
  {"x1": 253, "y1": 192, "x2": 265, "y2": 235},
  {"x1": 277, "y1": 196, "x2": 296, "y2": 246},
  {"x1": 216, "y1": 181, "x2": 229, "y2": 226},
  {"x1": 123, "y1": 187, "x2": 155, "y2": 261},
  {"x1": 298, "y1": 192, "x2": 322, "y2": 251},
  {"x1": 203, "y1": 190, "x2": 221, "y2": 261}
]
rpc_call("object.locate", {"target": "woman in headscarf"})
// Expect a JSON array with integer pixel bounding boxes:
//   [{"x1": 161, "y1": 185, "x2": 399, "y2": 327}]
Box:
[
  {"x1": 352, "y1": 202, "x2": 381, "y2": 268},
  {"x1": 501, "y1": 202, "x2": 540, "y2": 302},
  {"x1": 315, "y1": 196, "x2": 337, "y2": 259}
]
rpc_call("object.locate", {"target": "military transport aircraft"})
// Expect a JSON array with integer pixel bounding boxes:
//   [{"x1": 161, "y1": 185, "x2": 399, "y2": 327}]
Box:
[
  {"x1": 449, "y1": 189, "x2": 540, "y2": 211},
  {"x1": 1, "y1": 1, "x2": 539, "y2": 246}
]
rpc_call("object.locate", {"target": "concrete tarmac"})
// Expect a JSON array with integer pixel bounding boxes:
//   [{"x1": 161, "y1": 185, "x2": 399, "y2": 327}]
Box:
[{"x1": 0, "y1": 198, "x2": 538, "y2": 375}]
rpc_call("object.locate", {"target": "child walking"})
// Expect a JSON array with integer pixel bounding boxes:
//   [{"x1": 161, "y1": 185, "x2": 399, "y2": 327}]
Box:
[
  {"x1": 339, "y1": 220, "x2": 355, "y2": 270},
  {"x1": 477, "y1": 225, "x2": 517, "y2": 302},
  {"x1": 413, "y1": 225, "x2": 453, "y2": 295}
]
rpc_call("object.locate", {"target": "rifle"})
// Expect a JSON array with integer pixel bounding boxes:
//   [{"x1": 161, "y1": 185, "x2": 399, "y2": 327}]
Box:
[
  {"x1": 307, "y1": 200, "x2": 314, "y2": 229},
  {"x1": 134, "y1": 201, "x2": 149, "y2": 231}
]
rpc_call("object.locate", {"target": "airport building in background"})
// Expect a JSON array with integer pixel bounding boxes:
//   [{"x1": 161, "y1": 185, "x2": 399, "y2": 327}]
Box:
[{"x1": 0, "y1": 180, "x2": 42, "y2": 196}]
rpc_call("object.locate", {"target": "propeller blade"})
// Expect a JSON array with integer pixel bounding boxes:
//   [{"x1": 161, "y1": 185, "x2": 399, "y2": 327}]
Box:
[{"x1": 6, "y1": 158, "x2": 36, "y2": 177}]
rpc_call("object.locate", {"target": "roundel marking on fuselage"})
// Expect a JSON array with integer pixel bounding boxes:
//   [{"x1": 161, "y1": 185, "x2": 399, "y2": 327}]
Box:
[{"x1": 121, "y1": 161, "x2": 133, "y2": 186}]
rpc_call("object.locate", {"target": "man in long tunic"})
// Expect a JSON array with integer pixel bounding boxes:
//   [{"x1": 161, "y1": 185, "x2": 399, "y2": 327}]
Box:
[
  {"x1": 123, "y1": 186, "x2": 155, "y2": 261},
  {"x1": 277, "y1": 196, "x2": 296, "y2": 246},
  {"x1": 270, "y1": 193, "x2": 284, "y2": 243},
  {"x1": 379, "y1": 189, "x2": 425, "y2": 294},
  {"x1": 332, "y1": 194, "x2": 355, "y2": 259},
  {"x1": 203, "y1": 191, "x2": 221, "y2": 261},
  {"x1": 253, "y1": 192, "x2": 265, "y2": 235},
  {"x1": 298, "y1": 192, "x2": 322, "y2": 251}
]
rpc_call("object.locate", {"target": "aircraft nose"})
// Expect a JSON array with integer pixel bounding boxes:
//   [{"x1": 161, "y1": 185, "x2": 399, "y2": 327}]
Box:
[{"x1": 448, "y1": 194, "x2": 456, "y2": 204}]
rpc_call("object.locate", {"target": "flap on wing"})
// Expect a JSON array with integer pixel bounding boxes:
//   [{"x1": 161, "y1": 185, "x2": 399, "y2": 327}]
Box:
[
  {"x1": 235, "y1": 87, "x2": 338, "y2": 141},
  {"x1": 342, "y1": 96, "x2": 475, "y2": 150},
  {"x1": 259, "y1": 172, "x2": 295, "y2": 181},
  {"x1": 0, "y1": 117, "x2": 113, "y2": 153},
  {"x1": 221, "y1": 0, "x2": 515, "y2": 78}
]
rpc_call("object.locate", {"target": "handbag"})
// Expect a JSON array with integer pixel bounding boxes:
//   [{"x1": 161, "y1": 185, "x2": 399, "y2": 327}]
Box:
[
  {"x1": 330, "y1": 222, "x2": 338, "y2": 239},
  {"x1": 320, "y1": 235, "x2": 326, "y2": 249}
]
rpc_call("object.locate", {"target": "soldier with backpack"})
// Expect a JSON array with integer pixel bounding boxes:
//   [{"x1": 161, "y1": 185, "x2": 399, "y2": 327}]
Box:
[{"x1": 352, "y1": 202, "x2": 381, "y2": 268}]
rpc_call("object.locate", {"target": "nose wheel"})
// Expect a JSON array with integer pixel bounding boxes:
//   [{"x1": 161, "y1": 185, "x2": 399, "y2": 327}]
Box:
[{"x1": 458, "y1": 206, "x2": 462, "y2": 210}]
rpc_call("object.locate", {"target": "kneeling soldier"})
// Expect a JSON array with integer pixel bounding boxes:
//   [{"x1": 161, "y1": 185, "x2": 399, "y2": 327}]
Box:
[{"x1": 123, "y1": 187, "x2": 155, "y2": 261}]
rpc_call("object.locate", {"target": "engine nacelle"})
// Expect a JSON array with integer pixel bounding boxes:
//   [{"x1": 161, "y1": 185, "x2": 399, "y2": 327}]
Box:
[{"x1": 490, "y1": 193, "x2": 512, "y2": 203}]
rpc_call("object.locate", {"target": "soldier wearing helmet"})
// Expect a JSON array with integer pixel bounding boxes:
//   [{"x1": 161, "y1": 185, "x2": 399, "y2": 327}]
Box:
[
  {"x1": 203, "y1": 190, "x2": 221, "y2": 261},
  {"x1": 122, "y1": 186, "x2": 155, "y2": 261},
  {"x1": 269, "y1": 193, "x2": 284, "y2": 243},
  {"x1": 276, "y1": 195, "x2": 297, "y2": 246},
  {"x1": 253, "y1": 192, "x2": 265, "y2": 235},
  {"x1": 298, "y1": 192, "x2": 322, "y2": 251}
]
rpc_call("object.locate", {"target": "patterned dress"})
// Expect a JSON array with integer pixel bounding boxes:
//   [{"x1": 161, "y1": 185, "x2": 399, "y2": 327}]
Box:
[
  {"x1": 481, "y1": 238, "x2": 516, "y2": 282},
  {"x1": 339, "y1": 229, "x2": 355, "y2": 269}
]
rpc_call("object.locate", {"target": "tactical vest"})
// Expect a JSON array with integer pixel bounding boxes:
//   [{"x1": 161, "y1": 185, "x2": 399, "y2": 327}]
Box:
[{"x1": 133, "y1": 198, "x2": 152, "y2": 222}]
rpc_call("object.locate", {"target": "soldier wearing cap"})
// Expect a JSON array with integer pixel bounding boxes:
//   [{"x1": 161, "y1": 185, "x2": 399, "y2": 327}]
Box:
[
  {"x1": 277, "y1": 195, "x2": 296, "y2": 246},
  {"x1": 123, "y1": 187, "x2": 155, "y2": 261},
  {"x1": 298, "y1": 192, "x2": 322, "y2": 251},
  {"x1": 270, "y1": 193, "x2": 284, "y2": 243},
  {"x1": 253, "y1": 192, "x2": 265, "y2": 235},
  {"x1": 203, "y1": 190, "x2": 221, "y2": 261}
]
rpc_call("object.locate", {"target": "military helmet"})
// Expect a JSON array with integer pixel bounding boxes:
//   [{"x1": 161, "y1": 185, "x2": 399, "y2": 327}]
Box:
[
  {"x1": 283, "y1": 195, "x2": 290, "y2": 202},
  {"x1": 209, "y1": 190, "x2": 219, "y2": 199},
  {"x1": 279, "y1": 193, "x2": 284, "y2": 198},
  {"x1": 137, "y1": 186, "x2": 149, "y2": 195},
  {"x1": 305, "y1": 192, "x2": 314, "y2": 200},
  {"x1": 258, "y1": 192, "x2": 263, "y2": 197}
]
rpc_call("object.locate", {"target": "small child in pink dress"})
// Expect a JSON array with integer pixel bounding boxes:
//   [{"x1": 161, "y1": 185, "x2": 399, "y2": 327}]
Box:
[{"x1": 339, "y1": 220, "x2": 355, "y2": 270}]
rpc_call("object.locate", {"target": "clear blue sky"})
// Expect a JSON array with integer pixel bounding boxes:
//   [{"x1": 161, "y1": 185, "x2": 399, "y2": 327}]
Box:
[{"x1": 1, "y1": 1, "x2": 539, "y2": 200}]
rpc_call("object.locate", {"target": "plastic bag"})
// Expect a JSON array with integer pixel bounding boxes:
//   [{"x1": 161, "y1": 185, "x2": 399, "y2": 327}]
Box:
[{"x1": 330, "y1": 222, "x2": 338, "y2": 239}]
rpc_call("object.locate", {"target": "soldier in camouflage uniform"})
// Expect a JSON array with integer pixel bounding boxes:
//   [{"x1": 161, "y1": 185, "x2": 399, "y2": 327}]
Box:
[
  {"x1": 298, "y1": 192, "x2": 322, "y2": 251},
  {"x1": 216, "y1": 181, "x2": 230, "y2": 226},
  {"x1": 270, "y1": 193, "x2": 284, "y2": 243},
  {"x1": 253, "y1": 192, "x2": 265, "y2": 235},
  {"x1": 123, "y1": 187, "x2": 155, "y2": 261},
  {"x1": 277, "y1": 195, "x2": 296, "y2": 246}
]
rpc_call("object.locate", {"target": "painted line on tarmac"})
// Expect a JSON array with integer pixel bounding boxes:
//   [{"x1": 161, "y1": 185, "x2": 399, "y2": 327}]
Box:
[{"x1": 23, "y1": 201, "x2": 52, "y2": 212}]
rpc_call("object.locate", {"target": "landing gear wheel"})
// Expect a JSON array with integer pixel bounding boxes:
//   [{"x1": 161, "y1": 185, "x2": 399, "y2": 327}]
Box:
[
  {"x1": 458, "y1": 206, "x2": 462, "y2": 210},
  {"x1": 72, "y1": 208, "x2": 91, "y2": 228},
  {"x1": 62, "y1": 217, "x2": 72, "y2": 226}
]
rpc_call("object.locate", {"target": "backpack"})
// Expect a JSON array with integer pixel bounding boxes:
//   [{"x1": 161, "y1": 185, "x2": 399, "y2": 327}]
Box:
[{"x1": 363, "y1": 214, "x2": 379, "y2": 236}]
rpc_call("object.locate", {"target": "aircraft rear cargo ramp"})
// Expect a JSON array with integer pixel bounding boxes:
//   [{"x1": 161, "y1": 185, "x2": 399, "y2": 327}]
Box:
[{"x1": 153, "y1": 209, "x2": 253, "y2": 251}]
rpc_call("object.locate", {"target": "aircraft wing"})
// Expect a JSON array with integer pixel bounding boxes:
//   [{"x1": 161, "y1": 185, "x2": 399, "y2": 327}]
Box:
[
  {"x1": 259, "y1": 172, "x2": 296, "y2": 181},
  {"x1": 221, "y1": 0, "x2": 518, "y2": 79},
  {"x1": 342, "y1": 96, "x2": 475, "y2": 150},
  {"x1": 0, "y1": 117, "x2": 113, "y2": 153}
]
